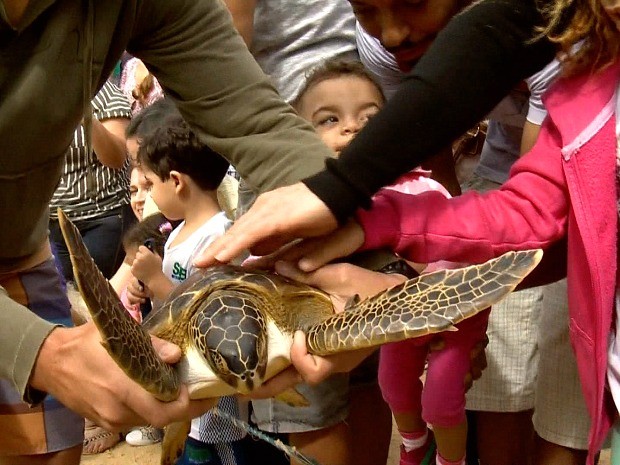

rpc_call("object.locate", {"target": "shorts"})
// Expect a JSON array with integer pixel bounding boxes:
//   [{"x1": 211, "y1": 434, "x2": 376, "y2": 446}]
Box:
[
  {"x1": 0, "y1": 258, "x2": 84, "y2": 455},
  {"x1": 465, "y1": 286, "x2": 543, "y2": 412},
  {"x1": 251, "y1": 373, "x2": 349, "y2": 434},
  {"x1": 463, "y1": 173, "x2": 543, "y2": 412},
  {"x1": 533, "y1": 279, "x2": 590, "y2": 450}
]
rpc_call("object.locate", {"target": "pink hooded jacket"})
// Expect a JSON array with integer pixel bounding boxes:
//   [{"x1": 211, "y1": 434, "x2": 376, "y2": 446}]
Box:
[{"x1": 357, "y1": 61, "x2": 620, "y2": 462}]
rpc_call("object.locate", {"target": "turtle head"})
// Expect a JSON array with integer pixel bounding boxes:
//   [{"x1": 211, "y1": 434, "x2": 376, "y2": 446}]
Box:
[{"x1": 191, "y1": 291, "x2": 268, "y2": 394}]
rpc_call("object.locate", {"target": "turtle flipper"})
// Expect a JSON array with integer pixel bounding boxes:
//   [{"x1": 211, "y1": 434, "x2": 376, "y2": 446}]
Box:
[
  {"x1": 57, "y1": 208, "x2": 179, "y2": 401},
  {"x1": 306, "y1": 249, "x2": 542, "y2": 355}
]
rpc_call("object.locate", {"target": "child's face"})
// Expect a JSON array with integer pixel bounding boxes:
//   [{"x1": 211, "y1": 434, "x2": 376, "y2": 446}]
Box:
[
  {"x1": 297, "y1": 76, "x2": 383, "y2": 155},
  {"x1": 141, "y1": 166, "x2": 183, "y2": 221},
  {"x1": 129, "y1": 166, "x2": 149, "y2": 221}
]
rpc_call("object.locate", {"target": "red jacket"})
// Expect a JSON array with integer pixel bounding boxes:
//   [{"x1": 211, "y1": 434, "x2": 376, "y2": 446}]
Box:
[{"x1": 358, "y1": 61, "x2": 620, "y2": 462}]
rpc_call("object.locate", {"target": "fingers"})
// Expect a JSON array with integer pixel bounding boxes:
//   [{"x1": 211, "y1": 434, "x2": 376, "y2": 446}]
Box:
[
  {"x1": 195, "y1": 183, "x2": 338, "y2": 267},
  {"x1": 151, "y1": 335, "x2": 182, "y2": 363},
  {"x1": 297, "y1": 220, "x2": 365, "y2": 272},
  {"x1": 244, "y1": 366, "x2": 302, "y2": 400}
]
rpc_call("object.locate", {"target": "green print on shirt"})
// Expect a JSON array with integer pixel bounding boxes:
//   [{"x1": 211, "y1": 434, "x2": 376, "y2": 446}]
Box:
[{"x1": 172, "y1": 262, "x2": 187, "y2": 281}]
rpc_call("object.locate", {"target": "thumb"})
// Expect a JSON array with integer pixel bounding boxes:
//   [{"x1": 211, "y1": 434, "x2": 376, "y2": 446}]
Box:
[{"x1": 151, "y1": 336, "x2": 182, "y2": 363}]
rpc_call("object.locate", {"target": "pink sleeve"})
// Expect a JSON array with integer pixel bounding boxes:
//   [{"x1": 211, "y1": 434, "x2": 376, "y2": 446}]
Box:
[{"x1": 356, "y1": 118, "x2": 569, "y2": 265}]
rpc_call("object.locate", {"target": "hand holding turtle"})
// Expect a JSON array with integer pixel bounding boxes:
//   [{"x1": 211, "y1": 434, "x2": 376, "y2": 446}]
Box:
[
  {"x1": 29, "y1": 322, "x2": 216, "y2": 431},
  {"x1": 195, "y1": 182, "x2": 338, "y2": 267}
]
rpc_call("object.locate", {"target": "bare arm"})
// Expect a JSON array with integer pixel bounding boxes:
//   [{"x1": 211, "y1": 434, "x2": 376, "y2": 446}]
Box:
[
  {"x1": 91, "y1": 117, "x2": 130, "y2": 169},
  {"x1": 223, "y1": 0, "x2": 257, "y2": 47}
]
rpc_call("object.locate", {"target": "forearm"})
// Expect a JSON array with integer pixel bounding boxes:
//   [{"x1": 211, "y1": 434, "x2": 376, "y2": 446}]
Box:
[
  {"x1": 0, "y1": 288, "x2": 56, "y2": 404},
  {"x1": 131, "y1": 0, "x2": 333, "y2": 194},
  {"x1": 91, "y1": 118, "x2": 129, "y2": 169},
  {"x1": 148, "y1": 274, "x2": 175, "y2": 302},
  {"x1": 303, "y1": 0, "x2": 557, "y2": 223}
]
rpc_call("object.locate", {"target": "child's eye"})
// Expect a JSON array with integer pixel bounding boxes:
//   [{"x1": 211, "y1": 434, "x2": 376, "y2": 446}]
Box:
[
  {"x1": 129, "y1": 187, "x2": 138, "y2": 197},
  {"x1": 317, "y1": 116, "x2": 338, "y2": 127}
]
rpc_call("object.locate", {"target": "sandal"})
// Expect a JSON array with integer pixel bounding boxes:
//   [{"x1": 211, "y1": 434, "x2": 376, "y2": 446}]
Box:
[{"x1": 83, "y1": 420, "x2": 123, "y2": 455}]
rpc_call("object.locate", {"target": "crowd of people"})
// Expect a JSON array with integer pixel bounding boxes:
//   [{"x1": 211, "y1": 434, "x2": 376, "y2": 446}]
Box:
[{"x1": 2, "y1": 0, "x2": 620, "y2": 465}]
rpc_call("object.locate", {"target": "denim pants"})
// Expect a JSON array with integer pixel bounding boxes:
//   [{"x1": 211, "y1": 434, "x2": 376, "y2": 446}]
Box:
[{"x1": 49, "y1": 203, "x2": 135, "y2": 281}]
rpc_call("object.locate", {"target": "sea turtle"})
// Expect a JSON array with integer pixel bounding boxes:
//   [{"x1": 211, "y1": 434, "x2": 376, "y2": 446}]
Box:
[{"x1": 57, "y1": 208, "x2": 542, "y2": 463}]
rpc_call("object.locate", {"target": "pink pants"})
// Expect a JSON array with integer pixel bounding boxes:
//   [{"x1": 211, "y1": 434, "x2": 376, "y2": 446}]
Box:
[{"x1": 378, "y1": 309, "x2": 490, "y2": 428}]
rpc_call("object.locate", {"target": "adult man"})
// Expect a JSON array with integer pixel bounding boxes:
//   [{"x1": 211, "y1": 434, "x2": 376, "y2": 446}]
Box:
[{"x1": 0, "y1": 0, "x2": 336, "y2": 463}]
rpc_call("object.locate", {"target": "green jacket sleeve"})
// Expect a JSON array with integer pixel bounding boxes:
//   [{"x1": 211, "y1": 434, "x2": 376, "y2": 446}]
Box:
[
  {"x1": 0, "y1": 287, "x2": 55, "y2": 404},
  {"x1": 129, "y1": 0, "x2": 334, "y2": 193}
]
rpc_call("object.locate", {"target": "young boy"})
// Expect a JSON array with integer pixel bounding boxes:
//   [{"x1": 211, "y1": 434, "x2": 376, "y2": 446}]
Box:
[{"x1": 129, "y1": 114, "x2": 249, "y2": 465}]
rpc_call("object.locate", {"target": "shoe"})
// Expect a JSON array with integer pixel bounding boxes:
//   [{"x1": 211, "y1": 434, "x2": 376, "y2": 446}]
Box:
[
  {"x1": 125, "y1": 425, "x2": 164, "y2": 446},
  {"x1": 83, "y1": 420, "x2": 123, "y2": 454},
  {"x1": 400, "y1": 430, "x2": 436, "y2": 465}
]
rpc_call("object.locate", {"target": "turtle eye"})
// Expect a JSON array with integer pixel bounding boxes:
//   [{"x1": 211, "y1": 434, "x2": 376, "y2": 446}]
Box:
[{"x1": 208, "y1": 349, "x2": 231, "y2": 376}]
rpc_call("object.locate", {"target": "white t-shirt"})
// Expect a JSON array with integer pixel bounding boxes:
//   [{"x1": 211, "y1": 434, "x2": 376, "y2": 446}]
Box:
[
  {"x1": 163, "y1": 211, "x2": 231, "y2": 285},
  {"x1": 162, "y1": 212, "x2": 250, "y2": 443}
]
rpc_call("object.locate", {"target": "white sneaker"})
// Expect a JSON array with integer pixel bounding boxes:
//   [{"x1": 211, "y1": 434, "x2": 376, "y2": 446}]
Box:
[{"x1": 125, "y1": 426, "x2": 163, "y2": 446}]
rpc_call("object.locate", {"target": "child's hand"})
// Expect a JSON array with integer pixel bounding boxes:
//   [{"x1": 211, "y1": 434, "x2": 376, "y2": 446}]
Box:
[
  {"x1": 126, "y1": 276, "x2": 151, "y2": 305},
  {"x1": 131, "y1": 245, "x2": 164, "y2": 287}
]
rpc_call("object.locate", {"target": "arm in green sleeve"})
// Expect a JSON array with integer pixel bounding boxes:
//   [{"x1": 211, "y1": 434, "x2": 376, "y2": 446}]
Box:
[
  {"x1": 0, "y1": 287, "x2": 56, "y2": 404},
  {"x1": 130, "y1": 0, "x2": 334, "y2": 193}
]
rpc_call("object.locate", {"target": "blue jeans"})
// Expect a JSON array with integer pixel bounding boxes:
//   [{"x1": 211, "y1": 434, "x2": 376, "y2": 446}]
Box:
[{"x1": 49, "y1": 204, "x2": 135, "y2": 281}]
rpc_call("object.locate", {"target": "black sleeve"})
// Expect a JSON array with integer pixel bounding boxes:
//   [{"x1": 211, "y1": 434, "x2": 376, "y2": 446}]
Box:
[{"x1": 303, "y1": 0, "x2": 556, "y2": 224}]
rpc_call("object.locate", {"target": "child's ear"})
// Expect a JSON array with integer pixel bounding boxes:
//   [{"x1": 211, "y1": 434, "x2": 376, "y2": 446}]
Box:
[{"x1": 170, "y1": 170, "x2": 182, "y2": 188}]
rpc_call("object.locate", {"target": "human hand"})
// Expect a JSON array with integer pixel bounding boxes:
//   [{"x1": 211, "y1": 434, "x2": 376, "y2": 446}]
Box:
[
  {"x1": 29, "y1": 323, "x2": 216, "y2": 431},
  {"x1": 246, "y1": 331, "x2": 377, "y2": 399},
  {"x1": 195, "y1": 183, "x2": 338, "y2": 267},
  {"x1": 273, "y1": 260, "x2": 405, "y2": 312},
  {"x1": 127, "y1": 276, "x2": 151, "y2": 305},
  {"x1": 243, "y1": 219, "x2": 366, "y2": 273},
  {"x1": 131, "y1": 245, "x2": 163, "y2": 286}
]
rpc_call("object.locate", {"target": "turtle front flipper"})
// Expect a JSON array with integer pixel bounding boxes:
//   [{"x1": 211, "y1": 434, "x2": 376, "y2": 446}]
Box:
[
  {"x1": 306, "y1": 249, "x2": 543, "y2": 355},
  {"x1": 57, "y1": 208, "x2": 179, "y2": 401}
]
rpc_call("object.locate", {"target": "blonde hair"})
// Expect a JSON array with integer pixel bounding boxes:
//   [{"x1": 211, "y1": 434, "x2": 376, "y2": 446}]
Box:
[{"x1": 540, "y1": 0, "x2": 620, "y2": 75}]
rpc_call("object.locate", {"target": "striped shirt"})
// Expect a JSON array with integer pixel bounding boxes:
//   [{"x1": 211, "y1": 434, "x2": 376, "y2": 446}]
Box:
[{"x1": 49, "y1": 81, "x2": 131, "y2": 220}]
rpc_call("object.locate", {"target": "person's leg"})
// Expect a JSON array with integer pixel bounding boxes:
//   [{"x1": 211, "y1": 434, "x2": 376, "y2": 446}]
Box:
[
  {"x1": 0, "y1": 445, "x2": 82, "y2": 465},
  {"x1": 251, "y1": 375, "x2": 351, "y2": 465},
  {"x1": 423, "y1": 311, "x2": 490, "y2": 464},
  {"x1": 379, "y1": 339, "x2": 432, "y2": 465},
  {"x1": 347, "y1": 351, "x2": 393, "y2": 465},
  {"x1": 0, "y1": 259, "x2": 84, "y2": 465},
  {"x1": 48, "y1": 219, "x2": 73, "y2": 282},
  {"x1": 474, "y1": 410, "x2": 534, "y2": 465},
  {"x1": 466, "y1": 287, "x2": 543, "y2": 465},
  {"x1": 289, "y1": 421, "x2": 351, "y2": 465},
  {"x1": 532, "y1": 279, "x2": 591, "y2": 465},
  {"x1": 81, "y1": 204, "x2": 135, "y2": 279}
]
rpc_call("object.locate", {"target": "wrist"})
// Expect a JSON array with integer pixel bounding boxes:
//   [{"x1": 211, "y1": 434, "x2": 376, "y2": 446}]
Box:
[{"x1": 29, "y1": 326, "x2": 68, "y2": 392}]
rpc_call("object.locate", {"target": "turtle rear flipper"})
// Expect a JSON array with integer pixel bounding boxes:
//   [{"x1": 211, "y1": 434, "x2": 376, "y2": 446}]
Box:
[
  {"x1": 306, "y1": 249, "x2": 543, "y2": 355},
  {"x1": 57, "y1": 208, "x2": 179, "y2": 401}
]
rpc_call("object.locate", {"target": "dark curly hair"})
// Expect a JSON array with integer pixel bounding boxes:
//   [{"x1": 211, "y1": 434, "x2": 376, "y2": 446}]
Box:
[
  {"x1": 292, "y1": 59, "x2": 385, "y2": 111},
  {"x1": 122, "y1": 213, "x2": 174, "y2": 257},
  {"x1": 137, "y1": 114, "x2": 230, "y2": 191}
]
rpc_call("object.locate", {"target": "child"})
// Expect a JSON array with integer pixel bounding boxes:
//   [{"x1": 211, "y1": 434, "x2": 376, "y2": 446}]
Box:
[
  {"x1": 129, "y1": 114, "x2": 249, "y2": 465},
  {"x1": 294, "y1": 59, "x2": 488, "y2": 465},
  {"x1": 119, "y1": 212, "x2": 173, "y2": 323},
  {"x1": 283, "y1": 5, "x2": 620, "y2": 464}
]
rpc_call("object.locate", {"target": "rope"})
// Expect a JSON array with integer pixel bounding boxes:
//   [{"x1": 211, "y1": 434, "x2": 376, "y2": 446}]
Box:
[{"x1": 211, "y1": 407, "x2": 322, "y2": 465}]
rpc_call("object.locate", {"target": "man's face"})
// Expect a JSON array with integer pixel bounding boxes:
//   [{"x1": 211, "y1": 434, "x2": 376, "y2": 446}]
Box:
[{"x1": 350, "y1": 0, "x2": 464, "y2": 71}]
